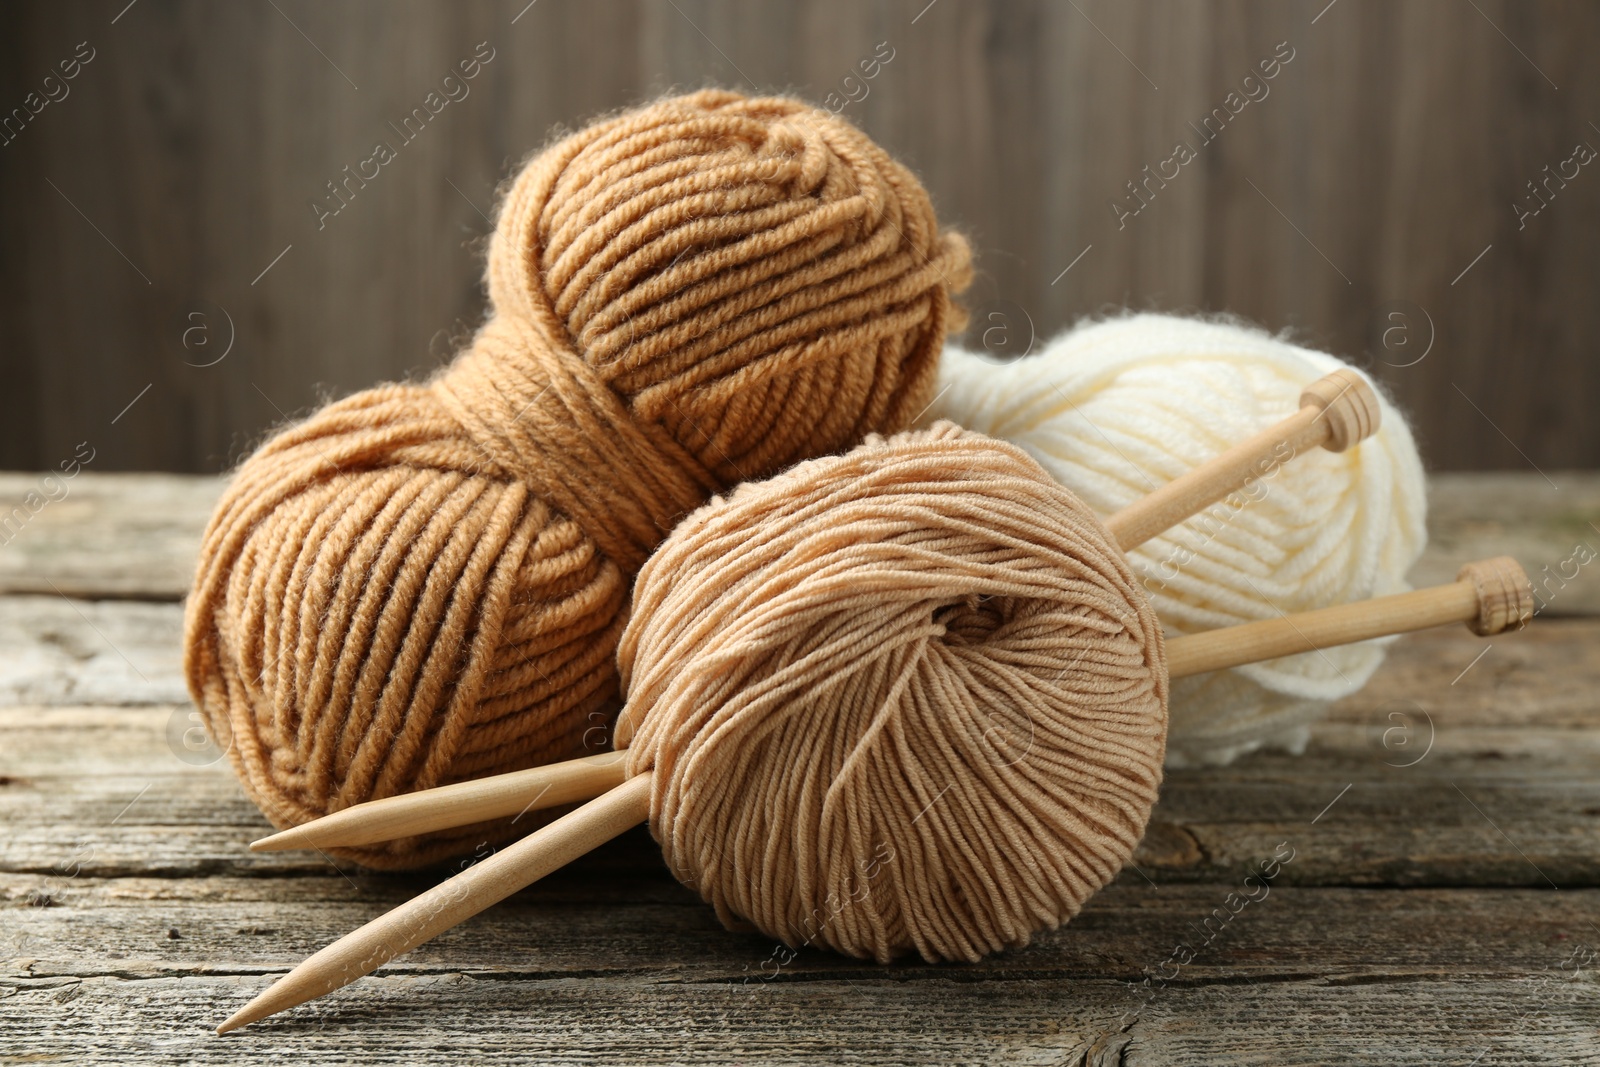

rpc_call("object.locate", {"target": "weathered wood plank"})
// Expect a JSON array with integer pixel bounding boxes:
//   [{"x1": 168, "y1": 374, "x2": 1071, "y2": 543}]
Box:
[
  {"x1": 0, "y1": 596, "x2": 188, "y2": 705},
  {"x1": 1412, "y1": 472, "x2": 1600, "y2": 616},
  {"x1": 1, "y1": 970, "x2": 1595, "y2": 1066},
  {"x1": 2, "y1": 472, "x2": 1597, "y2": 611},
  {"x1": 6, "y1": 875, "x2": 1597, "y2": 986},
  {"x1": 11, "y1": 2, "x2": 1600, "y2": 476},
  {"x1": 0, "y1": 472, "x2": 223, "y2": 600},
  {"x1": 0, "y1": 471, "x2": 1594, "y2": 1063},
  {"x1": 6, "y1": 868, "x2": 1598, "y2": 1062},
  {"x1": 1324, "y1": 616, "x2": 1600, "y2": 729},
  {"x1": 1, "y1": 594, "x2": 1592, "y2": 715},
  {"x1": 4, "y1": 696, "x2": 1598, "y2": 887}
]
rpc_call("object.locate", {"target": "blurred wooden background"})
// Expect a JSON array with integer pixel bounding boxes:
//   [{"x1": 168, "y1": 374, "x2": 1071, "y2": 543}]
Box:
[{"x1": 1, "y1": 0, "x2": 1596, "y2": 473}]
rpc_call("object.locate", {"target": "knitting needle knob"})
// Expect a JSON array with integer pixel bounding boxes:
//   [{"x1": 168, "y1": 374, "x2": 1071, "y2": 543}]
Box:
[
  {"x1": 1104, "y1": 368, "x2": 1381, "y2": 550},
  {"x1": 1164, "y1": 556, "x2": 1532, "y2": 678},
  {"x1": 1456, "y1": 555, "x2": 1535, "y2": 637},
  {"x1": 1298, "y1": 367, "x2": 1381, "y2": 453}
]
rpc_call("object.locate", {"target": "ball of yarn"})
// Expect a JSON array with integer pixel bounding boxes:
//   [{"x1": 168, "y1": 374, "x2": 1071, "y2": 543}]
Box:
[
  {"x1": 184, "y1": 89, "x2": 972, "y2": 868},
  {"x1": 928, "y1": 313, "x2": 1427, "y2": 766},
  {"x1": 616, "y1": 423, "x2": 1167, "y2": 963}
]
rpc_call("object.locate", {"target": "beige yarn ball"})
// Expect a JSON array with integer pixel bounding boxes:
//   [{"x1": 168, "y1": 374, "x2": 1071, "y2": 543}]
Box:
[
  {"x1": 928, "y1": 313, "x2": 1428, "y2": 766},
  {"x1": 615, "y1": 423, "x2": 1168, "y2": 963},
  {"x1": 183, "y1": 90, "x2": 972, "y2": 869}
]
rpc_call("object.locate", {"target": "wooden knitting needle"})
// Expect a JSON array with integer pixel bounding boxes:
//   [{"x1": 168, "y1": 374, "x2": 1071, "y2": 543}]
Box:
[
  {"x1": 216, "y1": 556, "x2": 1530, "y2": 1033},
  {"x1": 1165, "y1": 556, "x2": 1532, "y2": 678},
  {"x1": 244, "y1": 371, "x2": 1377, "y2": 858},
  {"x1": 1103, "y1": 368, "x2": 1380, "y2": 550},
  {"x1": 216, "y1": 773, "x2": 652, "y2": 1035},
  {"x1": 249, "y1": 751, "x2": 627, "y2": 853},
  {"x1": 217, "y1": 366, "x2": 1391, "y2": 1026}
]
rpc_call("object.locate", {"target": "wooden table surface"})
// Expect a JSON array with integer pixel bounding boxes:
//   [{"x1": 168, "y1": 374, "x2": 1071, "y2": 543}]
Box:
[{"x1": 3, "y1": 471, "x2": 1598, "y2": 1065}]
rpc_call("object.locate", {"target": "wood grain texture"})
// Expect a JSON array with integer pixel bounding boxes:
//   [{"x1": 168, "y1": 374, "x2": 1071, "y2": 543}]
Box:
[
  {"x1": 2, "y1": 471, "x2": 1596, "y2": 606},
  {"x1": 7, "y1": 876, "x2": 1600, "y2": 1067},
  {"x1": 1, "y1": 473, "x2": 1597, "y2": 1062},
  {"x1": 5, "y1": 639, "x2": 1599, "y2": 886},
  {"x1": 0, "y1": 595, "x2": 187, "y2": 705},
  {"x1": 1411, "y1": 472, "x2": 1600, "y2": 612},
  {"x1": 1, "y1": 1, "x2": 1596, "y2": 474},
  {"x1": 2, "y1": 972, "x2": 1596, "y2": 1066},
  {"x1": 0, "y1": 472, "x2": 222, "y2": 599},
  {"x1": 8, "y1": 876, "x2": 1598, "y2": 987}
]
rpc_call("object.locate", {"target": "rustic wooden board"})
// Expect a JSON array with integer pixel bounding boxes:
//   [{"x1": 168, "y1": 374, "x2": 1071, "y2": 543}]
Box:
[
  {"x1": 2, "y1": 970, "x2": 1596, "y2": 1066},
  {"x1": 1324, "y1": 615, "x2": 1600, "y2": 728},
  {"x1": 4, "y1": 644, "x2": 1599, "y2": 887},
  {"x1": 2, "y1": 589, "x2": 1593, "y2": 716},
  {"x1": 0, "y1": 472, "x2": 223, "y2": 600},
  {"x1": 8, "y1": 874, "x2": 1599, "y2": 985},
  {"x1": 2, "y1": 471, "x2": 1596, "y2": 606},
  {"x1": 2, "y1": 471, "x2": 1596, "y2": 1063},
  {"x1": 8, "y1": 2, "x2": 1600, "y2": 475},
  {"x1": 0, "y1": 595, "x2": 188, "y2": 705},
  {"x1": 6, "y1": 861, "x2": 1600, "y2": 1064},
  {"x1": 1411, "y1": 472, "x2": 1600, "y2": 615}
]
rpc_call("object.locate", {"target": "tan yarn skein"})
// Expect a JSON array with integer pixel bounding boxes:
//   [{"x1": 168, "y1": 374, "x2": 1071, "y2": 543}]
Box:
[
  {"x1": 183, "y1": 90, "x2": 972, "y2": 869},
  {"x1": 616, "y1": 423, "x2": 1167, "y2": 963}
]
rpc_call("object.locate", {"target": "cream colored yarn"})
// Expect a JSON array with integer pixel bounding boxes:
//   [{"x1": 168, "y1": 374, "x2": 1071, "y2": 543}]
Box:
[
  {"x1": 928, "y1": 313, "x2": 1427, "y2": 765},
  {"x1": 616, "y1": 423, "x2": 1168, "y2": 963}
]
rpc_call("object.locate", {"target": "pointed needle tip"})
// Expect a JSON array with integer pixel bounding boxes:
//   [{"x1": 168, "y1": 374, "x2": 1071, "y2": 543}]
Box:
[
  {"x1": 248, "y1": 830, "x2": 300, "y2": 852},
  {"x1": 216, "y1": 994, "x2": 274, "y2": 1034}
]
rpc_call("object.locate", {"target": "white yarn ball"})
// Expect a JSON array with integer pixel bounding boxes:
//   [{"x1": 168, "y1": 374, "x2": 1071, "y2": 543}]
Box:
[{"x1": 928, "y1": 313, "x2": 1428, "y2": 766}]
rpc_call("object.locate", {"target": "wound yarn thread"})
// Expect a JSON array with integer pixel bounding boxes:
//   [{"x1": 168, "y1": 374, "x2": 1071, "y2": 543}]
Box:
[
  {"x1": 928, "y1": 313, "x2": 1427, "y2": 766},
  {"x1": 184, "y1": 89, "x2": 972, "y2": 868},
  {"x1": 616, "y1": 423, "x2": 1167, "y2": 963}
]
